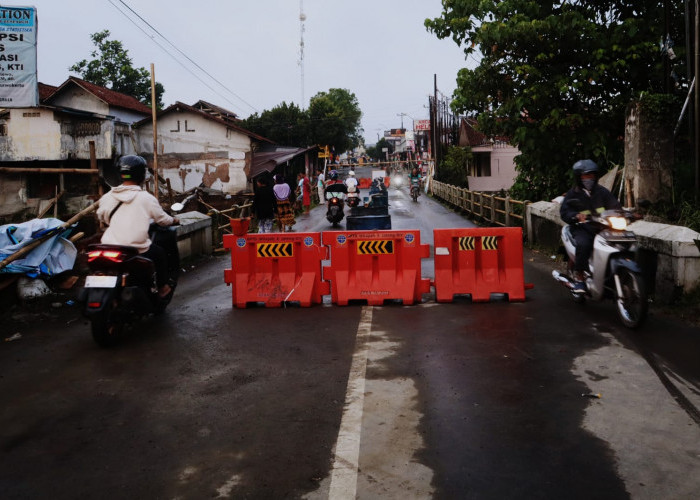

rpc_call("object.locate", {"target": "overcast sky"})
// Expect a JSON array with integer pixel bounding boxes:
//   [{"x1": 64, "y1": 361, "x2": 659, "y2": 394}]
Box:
[{"x1": 25, "y1": 0, "x2": 473, "y2": 145}]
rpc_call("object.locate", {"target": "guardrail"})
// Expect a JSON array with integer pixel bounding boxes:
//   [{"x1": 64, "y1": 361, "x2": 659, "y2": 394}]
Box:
[{"x1": 430, "y1": 180, "x2": 530, "y2": 228}]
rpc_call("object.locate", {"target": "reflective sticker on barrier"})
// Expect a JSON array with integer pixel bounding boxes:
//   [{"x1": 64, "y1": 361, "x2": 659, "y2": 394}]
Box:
[
  {"x1": 336, "y1": 234, "x2": 347, "y2": 245},
  {"x1": 459, "y1": 237, "x2": 475, "y2": 251},
  {"x1": 236, "y1": 238, "x2": 247, "y2": 248},
  {"x1": 257, "y1": 242, "x2": 293, "y2": 257},
  {"x1": 404, "y1": 234, "x2": 415, "y2": 245},
  {"x1": 357, "y1": 240, "x2": 394, "y2": 255},
  {"x1": 304, "y1": 236, "x2": 314, "y2": 247},
  {"x1": 482, "y1": 236, "x2": 499, "y2": 250}
]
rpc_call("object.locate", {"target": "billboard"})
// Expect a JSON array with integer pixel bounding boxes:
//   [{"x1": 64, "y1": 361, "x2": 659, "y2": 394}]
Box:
[
  {"x1": 0, "y1": 5, "x2": 37, "y2": 107},
  {"x1": 414, "y1": 119, "x2": 431, "y2": 131}
]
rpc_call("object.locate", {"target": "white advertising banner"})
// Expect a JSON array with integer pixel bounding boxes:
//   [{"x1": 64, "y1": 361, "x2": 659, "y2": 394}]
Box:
[{"x1": 0, "y1": 5, "x2": 37, "y2": 107}]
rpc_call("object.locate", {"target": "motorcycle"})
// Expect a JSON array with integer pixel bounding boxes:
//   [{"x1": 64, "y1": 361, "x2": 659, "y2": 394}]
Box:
[
  {"x1": 552, "y1": 204, "x2": 648, "y2": 329},
  {"x1": 410, "y1": 177, "x2": 421, "y2": 202},
  {"x1": 325, "y1": 190, "x2": 346, "y2": 227},
  {"x1": 346, "y1": 185, "x2": 360, "y2": 208},
  {"x1": 78, "y1": 206, "x2": 182, "y2": 347}
]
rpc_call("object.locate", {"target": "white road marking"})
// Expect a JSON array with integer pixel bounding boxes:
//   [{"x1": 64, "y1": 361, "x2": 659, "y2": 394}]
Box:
[{"x1": 328, "y1": 305, "x2": 373, "y2": 499}]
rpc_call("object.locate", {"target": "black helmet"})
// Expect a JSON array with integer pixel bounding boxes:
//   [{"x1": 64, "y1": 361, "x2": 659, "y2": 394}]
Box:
[
  {"x1": 329, "y1": 170, "x2": 339, "y2": 181},
  {"x1": 572, "y1": 159, "x2": 598, "y2": 177},
  {"x1": 118, "y1": 155, "x2": 147, "y2": 184}
]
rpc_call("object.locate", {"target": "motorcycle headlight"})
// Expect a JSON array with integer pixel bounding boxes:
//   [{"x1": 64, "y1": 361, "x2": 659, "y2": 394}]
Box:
[{"x1": 608, "y1": 216, "x2": 628, "y2": 230}]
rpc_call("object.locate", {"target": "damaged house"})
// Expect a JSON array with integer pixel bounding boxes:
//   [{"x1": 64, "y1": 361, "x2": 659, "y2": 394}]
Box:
[
  {"x1": 0, "y1": 77, "x2": 151, "y2": 222},
  {"x1": 132, "y1": 101, "x2": 273, "y2": 194}
]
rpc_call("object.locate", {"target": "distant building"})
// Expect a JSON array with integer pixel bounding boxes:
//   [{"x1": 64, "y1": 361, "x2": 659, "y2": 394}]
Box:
[{"x1": 459, "y1": 117, "x2": 519, "y2": 192}]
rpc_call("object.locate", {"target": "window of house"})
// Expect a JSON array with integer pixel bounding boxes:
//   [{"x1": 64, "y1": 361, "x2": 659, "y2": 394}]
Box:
[
  {"x1": 470, "y1": 152, "x2": 491, "y2": 177},
  {"x1": 75, "y1": 121, "x2": 101, "y2": 136}
]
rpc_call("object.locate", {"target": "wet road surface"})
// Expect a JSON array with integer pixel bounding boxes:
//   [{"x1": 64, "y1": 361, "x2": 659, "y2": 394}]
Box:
[{"x1": 2, "y1": 170, "x2": 700, "y2": 499}]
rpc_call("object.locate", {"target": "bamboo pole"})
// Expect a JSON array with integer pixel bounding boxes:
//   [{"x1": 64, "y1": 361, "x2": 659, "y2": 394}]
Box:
[
  {"x1": 150, "y1": 63, "x2": 159, "y2": 198},
  {"x1": 0, "y1": 201, "x2": 99, "y2": 271},
  {"x1": 0, "y1": 168, "x2": 99, "y2": 174}
]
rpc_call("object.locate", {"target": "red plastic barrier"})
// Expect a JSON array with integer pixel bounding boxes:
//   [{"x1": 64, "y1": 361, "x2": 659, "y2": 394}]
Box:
[
  {"x1": 433, "y1": 227, "x2": 530, "y2": 302},
  {"x1": 322, "y1": 230, "x2": 431, "y2": 305},
  {"x1": 223, "y1": 232, "x2": 329, "y2": 308},
  {"x1": 358, "y1": 177, "x2": 372, "y2": 189}
]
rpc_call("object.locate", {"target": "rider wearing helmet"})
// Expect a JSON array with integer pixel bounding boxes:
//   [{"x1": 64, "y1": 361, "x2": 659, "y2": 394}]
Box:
[
  {"x1": 560, "y1": 159, "x2": 621, "y2": 293},
  {"x1": 97, "y1": 155, "x2": 179, "y2": 298},
  {"x1": 325, "y1": 169, "x2": 347, "y2": 199},
  {"x1": 344, "y1": 170, "x2": 359, "y2": 192}
]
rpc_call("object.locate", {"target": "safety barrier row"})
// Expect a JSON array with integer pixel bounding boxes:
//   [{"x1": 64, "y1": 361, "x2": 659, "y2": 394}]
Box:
[{"x1": 223, "y1": 228, "x2": 532, "y2": 308}]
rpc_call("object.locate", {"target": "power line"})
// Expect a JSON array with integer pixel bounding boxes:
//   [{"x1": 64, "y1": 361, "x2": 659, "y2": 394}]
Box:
[{"x1": 107, "y1": 0, "x2": 258, "y2": 114}]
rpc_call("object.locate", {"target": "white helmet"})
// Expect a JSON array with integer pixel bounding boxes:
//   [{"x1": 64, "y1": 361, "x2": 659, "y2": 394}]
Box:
[{"x1": 348, "y1": 170, "x2": 355, "y2": 176}]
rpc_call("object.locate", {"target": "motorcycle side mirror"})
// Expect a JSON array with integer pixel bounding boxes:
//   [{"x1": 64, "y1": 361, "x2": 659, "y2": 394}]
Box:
[{"x1": 171, "y1": 202, "x2": 185, "y2": 213}]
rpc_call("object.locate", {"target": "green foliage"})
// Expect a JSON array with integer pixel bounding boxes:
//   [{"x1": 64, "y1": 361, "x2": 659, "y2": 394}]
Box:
[
  {"x1": 241, "y1": 88, "x2": 363, "y2": 151},
  {"x1": 365, "y1": 137, "x2": 393, "y2": 160},
  {"x1": 436, "y1": 146, "x2": 470, "y2": 187},
  {"x1": 426, "y1": 1, "x2": 687, "y2": 201},
  {"x1": 70, "y1": 30, "x2": 164, "y2": 108}
]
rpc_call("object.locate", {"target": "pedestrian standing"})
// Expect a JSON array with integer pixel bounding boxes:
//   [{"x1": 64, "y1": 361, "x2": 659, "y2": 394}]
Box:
[
  {"x1": 317, "y1": 169, "x2": 325, "y2": 203},
  {"x1": 273, "y1": 174, "x2": 296, "y2": 232},
  {"x1": 302, "y1": 173, "x2": 311, "y2": 214},
  {"x1": 252, "y1": 176, "x2": 276, "y2": 233}
]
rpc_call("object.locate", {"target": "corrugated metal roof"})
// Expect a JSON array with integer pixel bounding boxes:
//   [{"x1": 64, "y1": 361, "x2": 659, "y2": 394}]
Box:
[{"x1": 250, "y1": 145, "x2": 319, "y2": 178}]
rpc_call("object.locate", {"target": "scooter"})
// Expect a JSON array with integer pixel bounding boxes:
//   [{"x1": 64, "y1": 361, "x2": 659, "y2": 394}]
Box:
[
  {"x1": 552, "y1": 204, "x2": 647, "y2": 329},
  {"x1": 325, "y1": 190, "x2": 346, "y2": 227},
  {"x1": 78, "y1": 207, "x2": 182, "y2": 347},
  {"x1": 410, "y1": 177, "x2": 421, "y2": 202},
  {"x1": 346, "y1": 185, "x2": 360, "y2": 208}
]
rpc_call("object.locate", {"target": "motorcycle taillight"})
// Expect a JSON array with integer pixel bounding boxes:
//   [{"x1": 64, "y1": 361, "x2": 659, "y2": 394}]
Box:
[{"x1": 88, "y1": 250, "x2": 126, "y2": 263}]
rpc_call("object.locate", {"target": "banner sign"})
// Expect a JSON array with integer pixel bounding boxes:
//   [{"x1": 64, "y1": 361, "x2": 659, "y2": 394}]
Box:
[
  {"x1": 414, "y1": 119, "x2": 431, "y2": 131},
  {"x1": 0, "y1": 5, "x2": 37, "y2": 107}
]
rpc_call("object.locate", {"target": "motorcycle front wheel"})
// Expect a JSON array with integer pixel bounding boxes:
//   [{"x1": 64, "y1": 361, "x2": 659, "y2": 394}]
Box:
[
  {"x1": 91, "y1": 302, "x2": 123, "y2": 347},
  {"x1": 615, "y1": 268, "x2": 648, "y2": 329}
]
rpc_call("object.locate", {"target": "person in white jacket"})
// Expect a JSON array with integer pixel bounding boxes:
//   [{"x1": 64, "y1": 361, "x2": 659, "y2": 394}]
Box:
[{"x1": 96, "y1": 155, "x2": 179, "y2": 298}]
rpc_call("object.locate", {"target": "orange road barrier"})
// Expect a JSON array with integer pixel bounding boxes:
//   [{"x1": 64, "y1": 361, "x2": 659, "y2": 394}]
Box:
[
  {"x1": 223, "y1": 232, "x2": 330, "y2": 307},
  {"x1": 322, "y1": 230, "x2": 431, "y2": 305},
  {"x1": 433, "y1": 227, "x2": 533, "y2": 302}
]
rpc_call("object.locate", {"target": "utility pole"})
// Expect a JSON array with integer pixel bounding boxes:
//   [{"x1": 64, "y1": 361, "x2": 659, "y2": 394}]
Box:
[{"x1": 695, "y1": 0, "x2": 699, "y2": 197}]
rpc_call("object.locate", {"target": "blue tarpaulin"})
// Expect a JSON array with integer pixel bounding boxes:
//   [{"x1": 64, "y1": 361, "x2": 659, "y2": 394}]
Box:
[{"x1": 0, "y1": 218, "x2": 77, "y2": 277}]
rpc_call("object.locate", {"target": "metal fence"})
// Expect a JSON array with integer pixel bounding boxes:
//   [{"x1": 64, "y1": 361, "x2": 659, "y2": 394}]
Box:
[{"x1": 430, "y1": 180, "x2": 530, "y2": 228}]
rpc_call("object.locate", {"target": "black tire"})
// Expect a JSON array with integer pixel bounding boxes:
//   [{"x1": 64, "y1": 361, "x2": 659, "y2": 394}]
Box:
[
  {"x1": 615, "y1": 268, "x2": 648, "y2": 329},
  {"x1": 411, "y1": 189, "x2": 418, "y2": 202},
  {"x1": 91, "y1": 304, "x2": 123, "y2": 347}
]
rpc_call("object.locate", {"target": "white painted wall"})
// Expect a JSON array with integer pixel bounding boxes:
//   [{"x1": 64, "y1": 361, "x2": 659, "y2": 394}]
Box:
[
  {"x1": 135, "y1": 110, "x2": 252, "y2": 193},
  {"x1": 0, "y1": 108, "x2": 61, "y2": 160},
  {"x1": 468, "y1": 144, "x2": 519, "y2": 192},
  {"x1": 50, "y1": 86, "x2": 110, "y2": 116}
]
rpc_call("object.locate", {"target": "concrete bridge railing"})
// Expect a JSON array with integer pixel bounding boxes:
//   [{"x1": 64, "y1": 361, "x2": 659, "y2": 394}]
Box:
[{"x1": 525, "y1": 201, "x2": 700, "y2": 302}]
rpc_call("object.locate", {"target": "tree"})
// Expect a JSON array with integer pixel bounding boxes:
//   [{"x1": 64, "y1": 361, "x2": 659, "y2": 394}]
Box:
[
  {"x1": 426, "y1": 1, "x2": 686, "y2": 200},
  {"x1": 70, "y1": 30, "x2": 165, "y2": 109},
  {"x1": 307, "y1": 88, "x2": 363, "y2": 152},
  {"x1": 241, "y1": 88, "x2": 363, "y2": 151},
  {"x1": 242, "y1": 102, "x2": 308, "y2": 145},
  {"x1": 366, "y1": 137, "x2": 394, "y2": 160}
]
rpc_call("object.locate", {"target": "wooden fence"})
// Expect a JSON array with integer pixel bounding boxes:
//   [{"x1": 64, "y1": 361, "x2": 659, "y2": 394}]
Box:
[{"x1": 430, "y1": 180, "x2": 530, "y2": 228}]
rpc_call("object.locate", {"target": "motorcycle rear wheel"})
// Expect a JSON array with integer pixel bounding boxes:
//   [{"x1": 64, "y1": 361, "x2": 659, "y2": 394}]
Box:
[
  {"x1": 91, "y1": 303, "x2": 123, "y2": 347},
  {"x1": 615, "y1": 268, "x2": 648, "y2": 329}
]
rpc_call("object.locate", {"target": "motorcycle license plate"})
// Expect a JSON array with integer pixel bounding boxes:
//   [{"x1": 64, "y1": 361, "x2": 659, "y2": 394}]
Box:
[{"x1": 85, "y1": 275, "x2": 118, "y2": 288}]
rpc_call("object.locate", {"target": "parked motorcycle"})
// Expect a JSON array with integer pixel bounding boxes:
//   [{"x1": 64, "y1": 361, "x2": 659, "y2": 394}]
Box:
[
  {"x1": 79, "y1": 208, "x2": 182, "y2": 347},
  {"x1": 325, "y1": 190, "x2": 346, "y2": 227},
  {"x1": 552, "y1": 204, "x2": 647, "y2": 328}
]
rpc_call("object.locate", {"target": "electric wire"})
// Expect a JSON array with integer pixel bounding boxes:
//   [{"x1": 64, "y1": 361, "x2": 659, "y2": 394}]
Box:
[{"x1": 106, "y1": 0, "x2": 258, "y2": 114}]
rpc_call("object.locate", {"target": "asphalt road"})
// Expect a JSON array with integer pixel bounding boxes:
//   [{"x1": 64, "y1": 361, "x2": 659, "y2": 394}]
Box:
[{"x1": 2, "y1": 169, "x2": 700, "y2": 499}]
